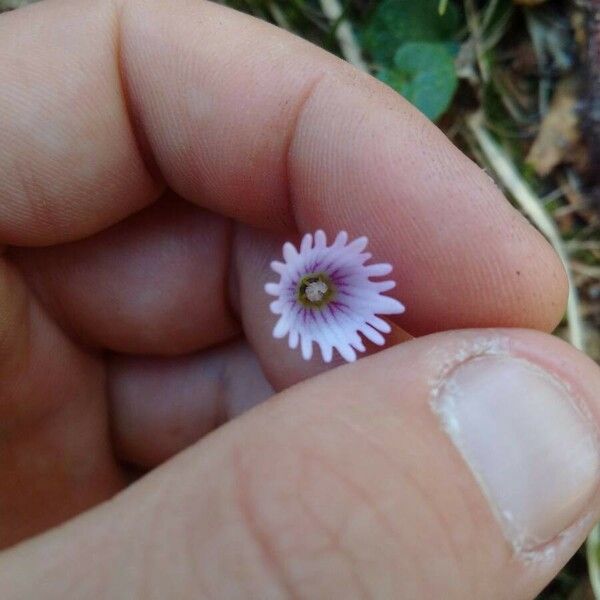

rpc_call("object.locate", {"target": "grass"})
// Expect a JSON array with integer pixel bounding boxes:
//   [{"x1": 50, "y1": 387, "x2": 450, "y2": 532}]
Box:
[{"x1": 1, "y1": 0, "x2": 599, "y2": 597}]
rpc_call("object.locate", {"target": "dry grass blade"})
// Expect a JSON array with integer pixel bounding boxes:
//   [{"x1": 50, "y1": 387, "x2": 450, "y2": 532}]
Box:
[
  {"x1": 588, "y1": 524, "x2": 600, "y2": 600},
  {"x1": 319, "y1": 0, "x2": 369, "y2": 72},
  {"x1": 467, "y1": 111, "x2": 586, "y2": 352}
]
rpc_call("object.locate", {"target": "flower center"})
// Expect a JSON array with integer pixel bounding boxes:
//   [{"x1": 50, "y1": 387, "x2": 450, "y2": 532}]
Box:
[
  {"x1": 305, "y1": 280, "x2": 328, "y2": 302},
  {"x1": 297, "y1": 273, "x2": 336, "y2": 308}
]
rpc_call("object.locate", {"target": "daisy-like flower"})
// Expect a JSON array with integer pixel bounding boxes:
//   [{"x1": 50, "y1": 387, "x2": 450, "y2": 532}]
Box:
[{"x1": 265, "y1": 230, "x2": 405, "y2": 363}]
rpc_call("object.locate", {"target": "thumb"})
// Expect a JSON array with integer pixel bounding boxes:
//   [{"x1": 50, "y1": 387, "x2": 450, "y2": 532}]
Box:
[{"x1": 2, "y1": 329, "x2": 600, "y2": 599}]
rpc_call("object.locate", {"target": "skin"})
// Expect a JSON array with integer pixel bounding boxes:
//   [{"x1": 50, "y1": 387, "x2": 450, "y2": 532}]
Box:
[{"x1": 1, "y1": 0, "x2": 598, "y2": 598}]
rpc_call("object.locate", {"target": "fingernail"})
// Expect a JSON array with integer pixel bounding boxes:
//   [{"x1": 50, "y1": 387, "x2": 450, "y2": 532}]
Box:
[{"x1": 433, "y1": 354, "x2": 600, "y2": 552}]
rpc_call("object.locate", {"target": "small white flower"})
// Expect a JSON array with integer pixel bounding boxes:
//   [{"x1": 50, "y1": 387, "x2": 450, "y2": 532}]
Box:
[{"x1": 265, "y1": 230, "x2": 405, "y2": 363}]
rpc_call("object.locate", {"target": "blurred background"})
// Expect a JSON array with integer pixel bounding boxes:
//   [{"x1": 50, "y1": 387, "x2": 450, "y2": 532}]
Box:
[{"x1": 1, "y1": 0, "x2": 598, "y2": 597}]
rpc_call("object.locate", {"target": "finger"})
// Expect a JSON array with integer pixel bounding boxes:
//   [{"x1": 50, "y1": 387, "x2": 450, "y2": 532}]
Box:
[
  {"x1": 11, "y1": 194, "x2": 239, "y2": 355},
  {"x1": 4, "y1": 330, "x2": 600, "y2": 599},
  {"x1": 0, "y1": 260, "x2": 124, "y2": 548},
  {"x1": 0, "y1": 0, "x2": 162, "y2": 245},
  {"x1": 1, "y1": 0, "x2": 566, "y2": 334},
  {"x1": 120, "y1": 0, "x2": 568, "y2": 335},
  {"x1": 108, "y1": 340, "x2": 273, "y2": 468}
]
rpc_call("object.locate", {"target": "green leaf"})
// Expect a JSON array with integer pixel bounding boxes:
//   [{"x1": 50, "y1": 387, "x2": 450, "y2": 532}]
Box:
[
  {"x1": 379, "y1": 42, "x2": 458, "y2": 121},
  {"x1": 363, "y1": 0, "x2": 460, "y2": 65}
]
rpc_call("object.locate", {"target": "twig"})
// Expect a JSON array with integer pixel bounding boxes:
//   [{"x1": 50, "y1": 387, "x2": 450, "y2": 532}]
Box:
[
  {"x1": 318, "y1": 0, "x2": 369, "y2": 72},
  {"x1": 466, "y1": 111, "x2": 586, "y2": 351}
]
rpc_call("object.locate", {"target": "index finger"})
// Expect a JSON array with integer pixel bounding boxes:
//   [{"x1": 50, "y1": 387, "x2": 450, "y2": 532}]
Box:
[{"x1": 0, "y1": 0, "x2": 567, "y2": 334}]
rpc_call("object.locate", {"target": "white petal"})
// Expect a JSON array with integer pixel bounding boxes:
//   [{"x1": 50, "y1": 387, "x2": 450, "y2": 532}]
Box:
[
  {"x1": 273, "y1": 317, "x2": 290, "y2": 339},
  {"x1": 336, "y1": 311, "x2": 365, "y2": 349},
  {"x1": 283, "y1": 242, "x2": 299, "y2": 264},
  {"x1": 319, "y1": 341, "x2": 334, "y2": 363},
  {"x1": 347, "y1": 236, "x2": 368, "y2": 254},
  {"x1": 334, "y1": 231, "x2": 348, "y2": 247},
  {"x1": 269, "y1": 300, "x2": 284, "y2": 314},
  {"x1": 265, "y1": 282, "x2": 280, "y2": 296},
  {"x1": 373, "y1": 280, "x2": 396, "y2": 293},
  {"x1": 360, "y1": 324, "x2": 385, "y2": 346},
  {"x1": 372, "y1": 295, "x2": 405, "y2": 315},
  {"x1": 325, "y1": 307, "x2": 364, "y2": 359},
  {"x1": 270, "y1": 260, "x2": 286, "y2": 274},
  {"x1": 321, "y1": 306, "x2": 346, "y2": 339},
  {"x1": 340, "y1": 293, "x2": 402, "y2": 315},
  {"x1": 364, "y1": 262, "x2": 393, "y2": 277},
  {"x1": 285, "y1": 305, "x2": 303, "y2": 337},
  {"x1": 338, "y1": 343, "x2": 357, "y2": 362},
  {"x1": 289, "y1": 329, "x2": 299, "y2": 349},
  {"x1": 314, "y1": 229, "x2": 327, "y2": 248},
  {"x1": 301, "y1": 335, "x2": 313, "y2": 361},
  {"x1": 368, "y1": 315, "x2": 392, "y2": 334},
  {"x1": 313, "y1": 309, "x2": 334, "y2": 344},
  {"x1": 352, "y1": 337, "x2": 366, "y2": 353},
  {"x1": 300, "y1": 233, "x2": 313, "y2": 254}
]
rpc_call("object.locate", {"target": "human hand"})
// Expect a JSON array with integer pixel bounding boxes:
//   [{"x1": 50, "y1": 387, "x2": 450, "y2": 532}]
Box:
[{"x1": 1, "y1": 1, "x2": 598, "y2": 598}]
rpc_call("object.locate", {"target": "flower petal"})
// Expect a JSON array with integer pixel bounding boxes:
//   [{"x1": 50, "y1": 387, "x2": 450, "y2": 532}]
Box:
[
  {"x1": 364, "y1": 263, "x2": 393, "y2": 277},
  {"x1": 300, "y1": 233, "x2": 313, "y2": 254},
  {"x1": 301, "y1": 335, "x2": 313, "y2": 361},
  {"x1": 273, "y1": 316, "x2": 290, "y2": 339},
  {"x1": 269, "y1": 300, "x2": 285, "y2": 314},
  {"x1": 338, "y1": 343, "x2": 357, "y2": 363},
  {"x1": 314, "y1": 229, "x2": 327, "y2": 249},
  {"x1": 289, "y1": 328, "x2": 299, "y2": 349},
  {"x1": 319, "y1": 342, "x2": 333, "y2": 363},
  {"x1": 368, "y1": 315, "x2": 392, "y2": 334},
  {"x1": 283, "y1": 242, "x2": 299, "y2": 264},
  {"x1": 360, "y1": 324, "x2": 386, "y2": 346},
  {"x1": 347, "y1": 236, "x2": 368, "y2": 254},
  {"x1": 334, "y1": 231, "x2": 348, "y2": 247},
  {"x1": 265, "y1": 282, "x2": 280, "y2": 296}
]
